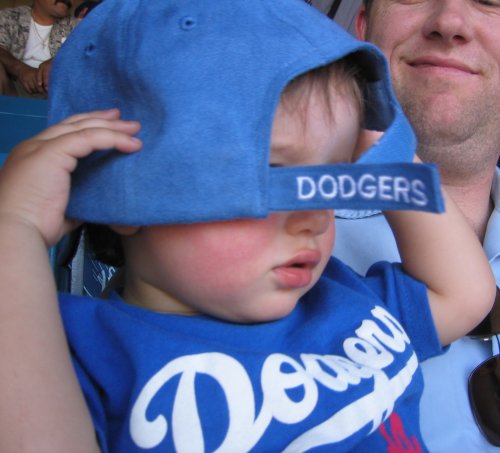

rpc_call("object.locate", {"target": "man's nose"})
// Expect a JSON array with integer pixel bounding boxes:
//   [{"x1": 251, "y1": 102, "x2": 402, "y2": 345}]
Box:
[
  {"x1": 422, "y1": 0, "x2": 473, "y2": 45},
  {"x1": 285, "y1": 210, "x2": 332, "y2": 236}
]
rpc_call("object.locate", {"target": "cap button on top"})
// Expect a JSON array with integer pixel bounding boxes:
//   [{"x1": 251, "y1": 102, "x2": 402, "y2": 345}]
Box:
[
  {"x1": 84, "y1": 42, "x2": 97, "y2": 57},
  {"x1": 179, "y1": 16, "x2": 197, "y2": 31}
]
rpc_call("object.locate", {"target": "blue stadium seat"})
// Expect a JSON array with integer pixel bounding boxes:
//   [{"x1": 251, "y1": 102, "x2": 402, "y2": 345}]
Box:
[{"x1": 0, "y1": 95, "x2": 48, "y2": 156}]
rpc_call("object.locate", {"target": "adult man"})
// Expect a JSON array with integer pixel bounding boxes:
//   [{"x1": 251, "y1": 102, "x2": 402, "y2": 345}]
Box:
[
  {"x1": 334, "y1": 0, "x2": 500, "y2": 451},
  {"x1": 0, "y1": 0, "x2": 79, "y2": 97}
]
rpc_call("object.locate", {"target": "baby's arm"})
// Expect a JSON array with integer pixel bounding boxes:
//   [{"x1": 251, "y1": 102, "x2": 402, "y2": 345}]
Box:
[
  {"x1": 384, "y1": 188, "x2": 496, "y2": 346},
  {"x1": 0, "y1": 110, "x2": 141, "y2": 451}
]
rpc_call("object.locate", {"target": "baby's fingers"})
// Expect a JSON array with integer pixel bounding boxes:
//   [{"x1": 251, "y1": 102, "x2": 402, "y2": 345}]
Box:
[
  {"x1": 9, "y1": 118, "x2": 142, "y2": 169},
  {"x1": 60, "y1": 108, "x2": 122, "y2": 125},
  {"x1": 44, "y1": 125, "x2": 142, "y2": 167},
  {"x1": 36, "y1": 113, "x2": 141, "y2": 145},
  {"x1": 0, "y1": 118, "x2": 142, "y2": 247}
]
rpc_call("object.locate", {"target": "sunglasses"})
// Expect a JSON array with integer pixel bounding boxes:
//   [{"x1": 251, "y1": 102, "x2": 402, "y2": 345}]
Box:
[{"x1": 468, "y1": 289, "x2": 500, "y2": 446}]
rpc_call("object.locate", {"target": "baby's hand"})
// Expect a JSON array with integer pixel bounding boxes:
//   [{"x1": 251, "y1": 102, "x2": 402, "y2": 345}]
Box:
[{"x1": 0, "y1": 109, "x2": 141, "y2": 247}]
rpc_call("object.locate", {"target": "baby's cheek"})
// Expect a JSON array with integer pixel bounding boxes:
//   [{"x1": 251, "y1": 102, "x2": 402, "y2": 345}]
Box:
[{"x1": 186, "y1": 220, "x2": 278, "y2": 287}]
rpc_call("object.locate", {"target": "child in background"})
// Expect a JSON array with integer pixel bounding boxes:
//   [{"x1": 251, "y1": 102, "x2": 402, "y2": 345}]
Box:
[{"x1": 0, "y1": 0, "x2": 495, "y2": 452}]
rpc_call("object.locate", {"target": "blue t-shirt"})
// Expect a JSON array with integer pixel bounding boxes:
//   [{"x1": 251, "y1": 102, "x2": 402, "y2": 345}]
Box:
[{"x1": 59, "y1": 257, "x2": 442, "y2": 452}]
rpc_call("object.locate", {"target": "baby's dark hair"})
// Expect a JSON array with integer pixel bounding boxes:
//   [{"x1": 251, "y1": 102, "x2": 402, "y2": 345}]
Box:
[
  {"x1": 281, "y1": 55, "x2": 365, "y2": 125},
  {"x1": 362, "y1": 0, "x2": 374, "y2": 15},
  {"x1": 85, "y1": 56, "x2": 366, "y2": 267}
]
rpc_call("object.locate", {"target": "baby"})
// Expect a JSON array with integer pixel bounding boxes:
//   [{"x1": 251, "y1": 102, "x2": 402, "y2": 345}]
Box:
[{"x1": 0, "y1": 0, "x2": 494, "y2": 451}]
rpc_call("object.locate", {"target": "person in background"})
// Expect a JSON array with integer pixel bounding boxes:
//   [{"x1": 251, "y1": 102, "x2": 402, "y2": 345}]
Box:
[
  {"x1": 0, "y1": 0, "x2": 78, "y2": 97},
  {"x1": 334, "y1": 1, "x2": 500, "y2": 451}
]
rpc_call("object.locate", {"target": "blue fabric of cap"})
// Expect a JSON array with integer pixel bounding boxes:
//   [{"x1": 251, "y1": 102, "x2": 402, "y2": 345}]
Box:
[{"x1": 48, "y1": 0, "x2": 444, "y2": 226}]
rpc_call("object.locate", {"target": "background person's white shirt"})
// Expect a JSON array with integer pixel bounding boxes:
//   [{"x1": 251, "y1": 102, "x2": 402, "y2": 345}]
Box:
[{"x1": 23, "y1": 19, "x2": 52, "y2": 68}]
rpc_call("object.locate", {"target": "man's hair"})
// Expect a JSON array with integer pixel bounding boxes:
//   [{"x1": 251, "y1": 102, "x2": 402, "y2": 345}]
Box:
[
  {"x1": 86, "y1": 57, "x2": 366, "y2": 267},
  {"x1": 363, "y1": 0, "x2": 374, "y2": 15}
]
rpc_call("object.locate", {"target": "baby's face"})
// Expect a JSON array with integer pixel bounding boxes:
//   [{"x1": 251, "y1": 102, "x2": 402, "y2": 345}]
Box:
[{"x1": 120, "y1": 87, "x2": 362, "y2": 322}]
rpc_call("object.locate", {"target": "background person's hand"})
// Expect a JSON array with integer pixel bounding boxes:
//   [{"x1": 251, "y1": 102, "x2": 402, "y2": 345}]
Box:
[
  {"x1": 15, "y1": 64, "x2": 41, "y2": 94},
  {"x1": 36, "y1": 59, "x2": 53, "y2": 93}
]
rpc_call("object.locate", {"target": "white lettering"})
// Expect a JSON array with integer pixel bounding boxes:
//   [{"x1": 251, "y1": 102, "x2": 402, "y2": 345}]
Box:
[
  {"x1": 371, "y1": 305, "x2": 411, "y2": 347},
  {"x1": 378, "y1": 176, "x2": 394, "y2": 201},
  {"x1": 338, "y1": 175, "x2": 356, "y2": 199},
  {"x1": 302, "y1": 354, "x2": 374, "y2": 391},
  {"x1": 358, "y1": 174, "x2": 377, "y2": 199},
  {"x1": 283, "y1": 354, "x2": 418, "y2": 452},
  {"x1": 129, "y1": 306, "x2": 418, "y2": 451},
  {"x1": 130, "y1": 353, "x2": 262, "y2": 451},
  {"x1": 344, "y1": 336, "x2": 392, "y2": 369},
  {"x1": 411, "y1": 180, "x2": 429, "y2": 206},
  {"x1": 261, "y1": 354, "x2": 318, "y2": 423},
  {"x1": 318, "y1": 175, "x2": 338, "y2": 199},
  {"x1": 393, "y1": 177, "x2": 411, "y2": 204},
  {"x1": 294, "y1": 173, "x2": 430, "y2": 208},
  {"x1": 297, "y1": 176, "x2": 316, "y2": 200}
]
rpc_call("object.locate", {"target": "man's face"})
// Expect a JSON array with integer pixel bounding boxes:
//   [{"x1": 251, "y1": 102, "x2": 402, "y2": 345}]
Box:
[
  {"x1": 35, "y1": 0, "x2": 71, "y2": 19},
  {"x1": 355, "y1": 0, "x2": 500, "y2": 173}
]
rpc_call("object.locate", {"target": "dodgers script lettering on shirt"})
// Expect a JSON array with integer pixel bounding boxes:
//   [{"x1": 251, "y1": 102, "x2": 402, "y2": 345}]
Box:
[
  {"x1": 297, "y1": 174, "x2": 428, "y2": 206},
  {"x1": 130, "y1": 306, "x2": 418, "y2": 451}
]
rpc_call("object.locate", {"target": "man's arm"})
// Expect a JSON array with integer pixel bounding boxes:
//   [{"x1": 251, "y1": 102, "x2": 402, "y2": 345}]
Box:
[
  {"x1": 385, "y1": 188, "x2": 496, "y2": 346},
  {"x1": 0, "y1": 47, "x2": 45, "y2": 94}
]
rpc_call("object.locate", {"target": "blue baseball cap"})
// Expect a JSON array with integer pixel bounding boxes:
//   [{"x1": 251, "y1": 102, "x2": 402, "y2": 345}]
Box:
[{"x1": 49, "y1": 0, "x2": 443, "y2": 226}]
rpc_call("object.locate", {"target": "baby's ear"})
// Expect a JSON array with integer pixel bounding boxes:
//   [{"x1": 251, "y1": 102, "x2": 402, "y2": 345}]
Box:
[{"x1": 109, "y1": 225, "x2": 141, "y2": 236}]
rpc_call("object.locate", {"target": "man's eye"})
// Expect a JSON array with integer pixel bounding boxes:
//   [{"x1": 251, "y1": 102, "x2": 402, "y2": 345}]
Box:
[{"x1": 478, "y1": 0, "x2": 500, "y2": 6}]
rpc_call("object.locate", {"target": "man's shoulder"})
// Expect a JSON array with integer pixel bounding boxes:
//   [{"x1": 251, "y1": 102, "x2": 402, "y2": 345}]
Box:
[
  {"x1": 55, "y1": 14, "x2": 80, "y2": 29},
  {"x1": 0, "y1": 5, "x2": 31, "y2": 51},
  {"x1": 0, "y1": 5, "x2": 31, "y2": 20},
  {"x1": 49, "y1": 15, "x2": 80, "y2": 53}
]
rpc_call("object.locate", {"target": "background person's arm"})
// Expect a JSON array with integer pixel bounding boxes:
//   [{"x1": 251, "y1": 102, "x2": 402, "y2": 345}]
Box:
[{"x1": 0, "y1": 46, "x2": 45, "y2": 94}]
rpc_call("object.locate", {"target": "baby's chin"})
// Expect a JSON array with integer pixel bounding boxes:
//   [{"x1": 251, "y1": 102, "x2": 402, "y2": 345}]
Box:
[{"x1": 214, "y1": 295, "x2": 303, "y2": 325}]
